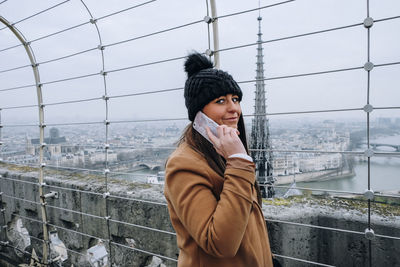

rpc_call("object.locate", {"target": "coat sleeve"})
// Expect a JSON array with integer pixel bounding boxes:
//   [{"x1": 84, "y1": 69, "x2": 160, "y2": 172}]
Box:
[{"x1": 165, "y1": 154, "x2": 256, "y2": 258}]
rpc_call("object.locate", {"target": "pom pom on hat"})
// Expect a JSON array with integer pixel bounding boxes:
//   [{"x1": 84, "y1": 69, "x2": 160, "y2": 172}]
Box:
[
  {"x1": 183, "y1": 52, "x2": 242, "y2": 121},
  {"x1": 184, "y1": 53, "x2": 213, "y2": 78}
]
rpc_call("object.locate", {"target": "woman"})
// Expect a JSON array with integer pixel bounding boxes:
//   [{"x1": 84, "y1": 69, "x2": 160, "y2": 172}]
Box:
[{"x1": 164, "y1": 52, "x2": 273, "y2": 267}]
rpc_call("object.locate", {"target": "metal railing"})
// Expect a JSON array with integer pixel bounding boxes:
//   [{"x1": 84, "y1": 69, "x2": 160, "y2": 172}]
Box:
[{"x1": 0, "y1": 0, "x2": 399, "y2": 266}]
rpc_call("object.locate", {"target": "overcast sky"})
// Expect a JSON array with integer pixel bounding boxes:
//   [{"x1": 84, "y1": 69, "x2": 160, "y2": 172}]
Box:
[{"x1": 0, "y1": 0, "x2": 399, "y2": 127}]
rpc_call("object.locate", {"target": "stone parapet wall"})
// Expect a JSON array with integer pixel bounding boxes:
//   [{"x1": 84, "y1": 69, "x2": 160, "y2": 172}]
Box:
[{"x1": 0, "y1": 165, "x2": 399, "y2": 267}]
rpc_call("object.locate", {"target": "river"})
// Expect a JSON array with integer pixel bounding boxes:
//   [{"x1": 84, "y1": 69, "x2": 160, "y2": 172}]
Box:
[
  {"x1": 295, "y1": 134, "x2": 400, "y2": 194},
  {"x1": 115, "y1": 134, "x2": 400, "y2": 194}
]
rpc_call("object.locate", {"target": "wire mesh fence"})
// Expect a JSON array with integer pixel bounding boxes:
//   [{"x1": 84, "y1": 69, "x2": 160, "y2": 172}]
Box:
[{"x1": 0, "y1": 0, "x2": 400, "y2": 266}]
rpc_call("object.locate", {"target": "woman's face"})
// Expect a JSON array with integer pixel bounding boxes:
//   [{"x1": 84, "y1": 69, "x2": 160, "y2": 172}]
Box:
[{"x1": 202, "y1": 94, "x2": 242, "y2": 128}]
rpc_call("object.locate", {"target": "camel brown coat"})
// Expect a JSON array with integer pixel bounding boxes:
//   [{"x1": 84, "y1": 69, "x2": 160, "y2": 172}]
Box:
[{"x1": 164, "y1": 142, "x2": 273, "y2": 267}]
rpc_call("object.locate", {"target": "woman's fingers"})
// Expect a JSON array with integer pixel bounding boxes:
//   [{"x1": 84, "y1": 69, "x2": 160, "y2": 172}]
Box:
[
  {"x1": 206, "y1": 125, "x2": 246, "y2": 158},
  {"x1": 218, "y1": 125, "x2": 227, "y2": 136},
  {"x1": 206, "y1": 126, "x2": 219, "y2": 146}
]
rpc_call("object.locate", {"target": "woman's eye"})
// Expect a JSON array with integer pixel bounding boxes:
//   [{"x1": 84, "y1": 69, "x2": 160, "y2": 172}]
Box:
[
  {"x1": 232, "y1": 97, "x2": 240, "y2": 103},
  {"x1": 216, "y1": 98, "x2": 225, "y2": 104}
]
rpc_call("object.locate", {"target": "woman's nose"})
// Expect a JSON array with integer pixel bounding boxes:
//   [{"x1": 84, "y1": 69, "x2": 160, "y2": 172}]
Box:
[{"x1": 227, "y1": 99, "x2": 240, "y2": 112}]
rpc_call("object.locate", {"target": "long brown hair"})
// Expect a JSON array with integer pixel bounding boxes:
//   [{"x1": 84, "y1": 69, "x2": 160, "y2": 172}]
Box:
[{"x1": 178, "y1": 114, "x2": 263, "y2": 205}]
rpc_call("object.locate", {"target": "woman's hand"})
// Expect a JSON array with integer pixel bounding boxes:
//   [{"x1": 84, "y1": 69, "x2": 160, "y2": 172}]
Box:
[{"x1": 206, "y1": 125, "x2": 247, "y2": 159}]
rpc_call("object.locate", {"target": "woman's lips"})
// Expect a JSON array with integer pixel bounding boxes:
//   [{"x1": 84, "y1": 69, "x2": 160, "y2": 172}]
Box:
[{"x1": 223, "y1": 117, "x2": 238, "y2": 122}]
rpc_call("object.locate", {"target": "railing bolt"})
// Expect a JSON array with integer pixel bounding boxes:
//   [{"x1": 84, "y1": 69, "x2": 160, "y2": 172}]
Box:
[
  {"x1": 204, "y1": 16, "x2": 213, "y2": 24},
  {"x1": 364, "y1": 149, "x2": 374, "y2": 158},
  {"x1": 363, "y1": 189, "x2": 374, "y2": 200},
  {"x1": 363, "y1": 17, "x2": 374, "y2": 28},
  {"x1": 363, "y1": 104, "x2": 373, "y2": 113},
  {"x1": 365, "y1": 228, "x2": 375, "y2": 240},
  {"x1": 364, "y1": 62, "x2": 374, "y2": 71},
  {"x1": 205, "y1": 49, "x2": 214, "y2": 56},
  {"x1": 44, "y1": 191, "x2": 58, "y2": 199}
]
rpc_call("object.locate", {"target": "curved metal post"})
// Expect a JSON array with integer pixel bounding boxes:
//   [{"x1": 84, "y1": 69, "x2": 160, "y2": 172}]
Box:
[
  {"x1": 79, "y1": 1, "x2": 114, "y2": 264},
  {"x1": 0, "y1": 16, "x2": 49, "y2": 265},
  {"x1": 0, "y1": 108, "x2": 2, "y2": 155},
  {"x1": 209, "y1": 0, "x2": 220, "y2": 68}
]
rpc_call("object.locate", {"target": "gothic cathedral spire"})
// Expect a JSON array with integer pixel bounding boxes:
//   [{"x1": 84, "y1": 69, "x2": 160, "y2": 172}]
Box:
[{"x1": 250, "y1": 15, "x2": 275, "y2": 198}]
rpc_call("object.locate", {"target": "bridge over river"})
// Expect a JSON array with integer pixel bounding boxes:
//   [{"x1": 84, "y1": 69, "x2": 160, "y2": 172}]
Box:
[
  {"x1": 360, "y1": 142, "x2": 400, "y2": 152},
  {"x1": 108, "y1": 158, "x2": 166, "y2": 172}
]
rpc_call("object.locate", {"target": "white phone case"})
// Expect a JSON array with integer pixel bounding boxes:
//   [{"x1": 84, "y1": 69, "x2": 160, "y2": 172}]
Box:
[{"x1": 193, "y1": 111, "x2": 219, "y2": 143}]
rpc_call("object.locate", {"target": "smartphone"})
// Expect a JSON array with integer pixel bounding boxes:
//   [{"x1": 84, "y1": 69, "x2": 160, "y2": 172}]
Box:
[{"x1": 193, "y1": 111, "x2": 219, "y2": 144}]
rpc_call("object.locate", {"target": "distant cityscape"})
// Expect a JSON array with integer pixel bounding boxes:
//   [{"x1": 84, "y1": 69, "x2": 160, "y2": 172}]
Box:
[{"x1": 1, "y1": 117, "x2": 399, "y2": 186}]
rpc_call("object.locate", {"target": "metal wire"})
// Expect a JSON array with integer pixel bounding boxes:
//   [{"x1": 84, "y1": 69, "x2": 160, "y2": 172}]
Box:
[
  {"x1": 108, "y1": 86, "x2": 184, "y2": 99},
  {"x1": 0, "y1": 162, "x2": 163, "y2": 179},
  {"x1": 365, "y1": 2, "x2": 373, "y2": 265},
  {"x1": 272, "y1": 184, "x2": 364, "y2": 196},
  {"x1": 106, "y1": 55, "x2": 187, "y2": 74},
  {"x1": 45, "y1": 121, "x2": 104, "y2": 126},
  {"x1": 44, "y1": 96, "x2": 103, "y2": 106},
  {"x1": 0, "y1": 172, "x2": 169, "y2": 207},
  {"x1": 110, "y1": 117, "x2": 188, "y2": 124},
  {"x1": 6, "y1": 227, "x2": 44, "y2": 244},
  {"x1": 216, "y1": 14, "x2": 400, "y2": 56},
  {"x1": 1, "y1": 197, "x2": 177, "y2": 261},
  {"x1": 4, "y1": 103, "x2": 400, "y2": 127},
  {"x1": 108, "y1": 194, "x2": 167, "y2": 207},
  {"x1": 1, "y1": 56, "x2": 399, "y2": 95},
  {"x1": 0, "y1": 104, "x2": 37, "y2": 110},
  {"x1": 0, "y1": 47, "x2": 96, "y2": 75},
  {"x1": 96, "y1": 0, "x2": 157, "y2": 21},
  {"x1": 0, "y1": 63, "x2": 32, "y2": 74},
  {"x1": 0, "y1": 83, "x2": 36, "y2": 92},
  {"x1": 42, "y1": 163, "x2": 158, "y2": 177},
  {"x1": 1, "y1": 193, "x2": 104, "y2": 220},
  {"x1": 3, "y1": 57, "x2": 398, "y2": 100},
  {"x1": 217, "y1": 23, "x2": 362, "y2": 55},
  {"x1": 39, "y1": 46, "x2": 98, "y2": 65},
  {"x1": 251, "y1": 148, "x2": 400, "y2": 156},
  {"x1": 9, "y1": 224, "x2": 88, "y2": 260},
  {"x1": 14, "y1": 212, "x2": 105, "y2": 243},
  {"x1": 1, "y1": 229, "x2": 46, "y2": 265},
  {"x1": 8, "y1": 227, "x2": 89, "y2": 262},
  {"x1": 12, "y1": 225, "x2": 143, "y2": 266},
  {"x1": 104, "y1": 20, "x2": 203, "y2": 48},
  {"x1": 273, "y1": 253, "x2": 336, "y2": 267},
  {"x1": 28, "y1": 143, "x2": 176, "y2": 150},
  {"x1": 0, "y1": 0, "x2": 157, "y2": 53},
  {"x1": 375, "y1": 61, "x2": 400, "y2": 68},
  {"x1": 0, "y1": 175, "x2": 39, "y2": 186},
  {"x1": 3, "y1": 166, "x2": 397, "y2": 206},
  {"x1": 240, "y1": 66, "x2": 364, "y2": 83},
  {"x1": 110, "y1": 241, "x2": 177, "y2": 263},
  {"x1": 109, "y1": 219, "x2": 176, "y2": 236},
  {"x1": 2, "y1": 172, "x2": 400, "y2": 245},
  {"x1": 1, "y1": 193, "x2": 172, "y2": 236},
  {"x1": 272, "y1": 184, "x2": 400, "y2": 199},
  {"x1": 217, "y1": 0, "x2": 295, "y2": 20},
  {"x1": 1, "y1": 12, "x2": 397, "y2": 94},
  {"x1": 265, "y1": 218, "x2": 400, "y2": 241},
  {"x1": 248, "y1": 107, "x2": 364, "y2": 116},
  {"x1": 374, "y1": 15, "x2": 400, "y2": 23},
  {"x1": 1, "y1": 2, "x2": 400, "y2": 266},
  {"x1": 41, "y1": 71, "x2": 100, "y2": 86},
  {"x1": 0, "y1": 0, "x2": 71, "y2": 31}
]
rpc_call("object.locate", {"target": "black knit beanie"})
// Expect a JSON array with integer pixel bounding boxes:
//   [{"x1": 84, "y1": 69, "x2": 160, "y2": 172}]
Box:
[{"x1": 184, "y1": 52, "x2": 243, "y2": 121}]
